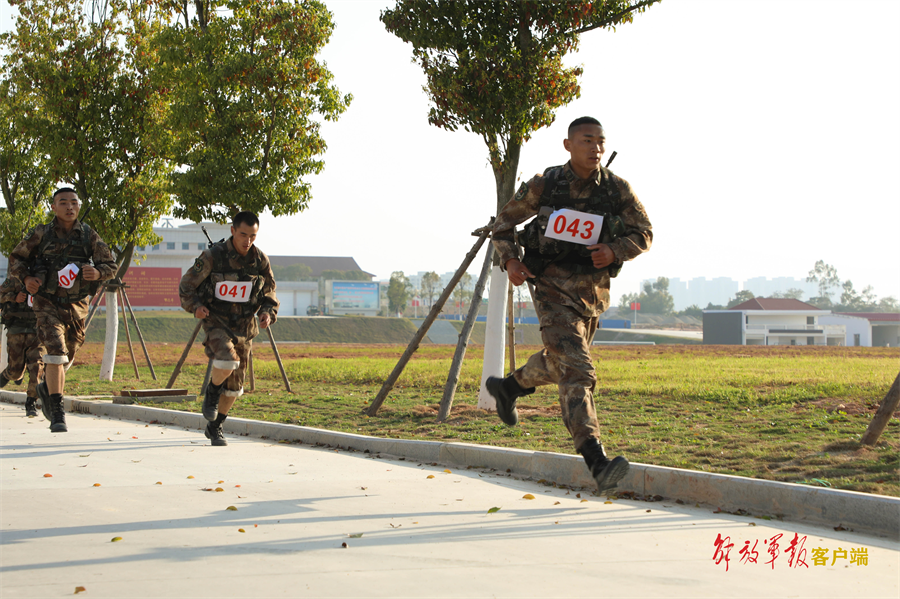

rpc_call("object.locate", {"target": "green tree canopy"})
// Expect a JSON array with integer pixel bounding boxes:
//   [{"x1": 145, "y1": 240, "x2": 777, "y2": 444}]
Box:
[
  {"x1": 420, "y1": 271, "x2": 441, "y2": 307},
  {"x1": 381, "y1": 0, "x2": 660, "y2": 212},
  {"x1": 727, "y1": 290, "x2": 755, "y2": 309},
  {"x1": 0, "y1": 77, "x2": 50, "y2": 256},
  {"x1": 2, "y1": 0, "x2": 174, "y2": 266},
  {"x1": 156, "y1": 0, "x2": 352, "y2": 223},
  {"x1": 387, "y1": 271, "x2": 412, "y2": 315}
]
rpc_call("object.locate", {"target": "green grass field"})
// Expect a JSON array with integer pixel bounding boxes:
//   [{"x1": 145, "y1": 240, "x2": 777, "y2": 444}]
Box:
[{"x1": 58, "y1": 343, "x2": 900, "y2": 497}]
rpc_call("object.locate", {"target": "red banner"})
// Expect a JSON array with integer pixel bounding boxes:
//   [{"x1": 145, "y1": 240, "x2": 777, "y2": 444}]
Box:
[
  {"x1": 99, "y1": 267, "x2": 183, "y2": 307},
  {"x1": 630, "y1": 302, "x2": 641, "y2": 311}
]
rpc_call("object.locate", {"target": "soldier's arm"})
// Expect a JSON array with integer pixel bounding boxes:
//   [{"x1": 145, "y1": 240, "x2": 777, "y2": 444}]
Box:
[
  {"x1": 179, "y1": 251, "x2": 213, "y2": 314},
  {"x1": 88, "y1": 231, "x2": 118, "y2": 281},
  {"x1": 256, "y1": 256, "x2": 279, "y2": 325},
  {"x1": 606, "y1": 179, "x2": 653, "y2": 264},
  {"x1": 0, "y1": 278, "x2": 19, "y2": 303},
  {"x1": 8, "y1": 227, "x2": 44, "y2": 288},
  {"x1": 492, "y1": 176, "x2": 544, "y2": 270}
]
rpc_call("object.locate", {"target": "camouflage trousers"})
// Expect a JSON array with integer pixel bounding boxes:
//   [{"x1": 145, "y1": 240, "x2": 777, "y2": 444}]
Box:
[
  {"x1": 512, "y1": 301, "x2": 601, "y2": 452},
  {"x1": 2, "y1": 330, "x2": 45, "y2": 398},
  {"x1": 203, "y1": 325, "x2": 253, "y2": 397},
  {"x1": 32, "y1": 300, "x2": 86, "y2": 365}
]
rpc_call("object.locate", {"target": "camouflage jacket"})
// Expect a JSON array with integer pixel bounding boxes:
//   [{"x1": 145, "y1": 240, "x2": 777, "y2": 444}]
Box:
[
  {"x1": 492, "y1": 162, "x2": 652, "y2": 317},
  {"x1": 8, "y1": 218, "x2": 117, "y2": 317},
  {"x1": 0, "y1": 277, "x2": 36, "y2": 333},
  {"x1": 179, "y1": 237, "x2": 279, "y2": 339}
]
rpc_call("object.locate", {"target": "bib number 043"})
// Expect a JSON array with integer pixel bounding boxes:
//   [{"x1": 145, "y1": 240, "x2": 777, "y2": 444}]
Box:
[
  {"x1": 543, "y1": 208, "x2": 603, "y2": 246},
  {"x1": 215, "y1": 281, "x2": 252, "y2": 303}
]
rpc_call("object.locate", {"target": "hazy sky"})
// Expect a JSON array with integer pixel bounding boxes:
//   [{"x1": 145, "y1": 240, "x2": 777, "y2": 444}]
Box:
[{"x1": 2, "y1": 0, "x2": 899, "y2": 302}]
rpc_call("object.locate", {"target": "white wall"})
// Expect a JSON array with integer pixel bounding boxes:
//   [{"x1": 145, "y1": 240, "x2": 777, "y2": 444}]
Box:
[{"x1": 819, "y1": 314, "x2": 871, "y2": 347}]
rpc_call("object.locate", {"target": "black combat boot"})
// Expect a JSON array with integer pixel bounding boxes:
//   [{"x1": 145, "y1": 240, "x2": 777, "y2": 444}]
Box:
[
  {"x1": 47, "y1": 393, "x2": 67, "y2": 433},
  {"x1": 202, "y1": 382, "x2": 222, "y2": 421},
  {"x1": 25, "y1": 397, "x2": 38, "y2": 418},
  {"x1": 580, "y1": 438, "x2": 629, "y2": 494},
  {"x1": 37, "y1": 381, "x2": 53, "y2": 421},
  {"x1": 0, "y1": 372, "x2": 8, "y2": 388},
  {"x1": 204, "y1": 419, "x2": 227, "y2": 446},
  {"x1": 485, "y1": 375, "x2": 535, "y2": 426}
]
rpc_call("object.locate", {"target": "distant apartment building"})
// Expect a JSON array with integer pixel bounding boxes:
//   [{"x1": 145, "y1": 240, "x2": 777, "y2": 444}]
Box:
[{"x1": 742, "y1": 276, "x2": 817, "y2": 300}]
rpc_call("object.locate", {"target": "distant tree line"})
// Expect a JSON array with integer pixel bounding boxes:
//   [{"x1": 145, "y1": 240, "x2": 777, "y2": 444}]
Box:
[
  {"x1": 270, "y1": 264, "x2": 369, "y2": 282},
  {"x1": 620, "y1": 261, "x2": 899, "y2": 316}
]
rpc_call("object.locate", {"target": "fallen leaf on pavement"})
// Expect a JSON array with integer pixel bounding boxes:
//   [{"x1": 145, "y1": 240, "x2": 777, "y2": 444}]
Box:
[
  {"x1": 604, "y1": 501, "x2": 612, "y2": 505},
  {"x1": 348, "y1": 533, "x2": 363, "y2": 538},
  {"x1": 155, "y1": 482, "x2": 162, "y2": 485},
  {"x1": 93, "y1": 483, "x2": 101, "y2": 487},
  {"x1": 215, "y1": 487, "x2": 224, "y2": 492},
  {"x1": 226, "y1": 506, "x2": 238, "y2": 511},
  {"x1": 187, "y1": 476, "x2": 195, "y2": 479},
  {"x1": 554, "y1": 501, "x2": 561, "y2": 505},
  {"x1": 111, "y1": 537, "x2": 122, "y2": 542},
  {"x1": 522, "y1": 494, "x2": 535, "y2": 500},
  {"x1": 580, "y1": 499, "x2": 587, "y2": 503},
  {"x1": 74, "y1": 586, "x2": 86, "y2": 594},
  {"x1": 78, "y1": 454, "x2": 91, "y2": 458},
  {"x1": 426, "y1": 475, "x2": 435, "y2": 479},
  {"x1": 238, "y1": 528, "x2": 245, "y2": 533},
  {"x1": 218, "y1": 480, "x2": 224, "y2": 483},
  {"x1": 43, "y1": 473, "x2": 52, "y2": 478},
  {"x1": 443, "y1": 469, "x2": 451, "y2": 474},
  {"x1": 487, "y1": 507, "x2": 501, "y2": 514}
]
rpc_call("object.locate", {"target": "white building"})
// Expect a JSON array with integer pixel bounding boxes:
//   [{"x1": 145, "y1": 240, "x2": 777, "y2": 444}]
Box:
[
  {"x1": 819, "y1": 312, "x2": 900, "y2": 347},
  {"x1": 703, "y1": 298, "x2": 845, "y2": 346}
]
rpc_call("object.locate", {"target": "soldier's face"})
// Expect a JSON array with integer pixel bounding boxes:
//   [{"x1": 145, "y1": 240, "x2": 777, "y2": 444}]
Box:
[
  {"x1": 564, "y1": 125, "x2": 606, "y2": 178},
  {"x1": 52, "y1": 192, "x2": 81, "y2": 225},
  {"x1": 231, "y1": 222, "x2": 259, "y2": 256}
]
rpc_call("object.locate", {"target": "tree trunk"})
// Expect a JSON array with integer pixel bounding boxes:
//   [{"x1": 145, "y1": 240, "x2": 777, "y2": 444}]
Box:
[
  {"x1": 479, "y1": 137, "x2": 523, "y2": 408},
  {"x1": 861, "y1": 372, "x2": 900, "y2": 446}
]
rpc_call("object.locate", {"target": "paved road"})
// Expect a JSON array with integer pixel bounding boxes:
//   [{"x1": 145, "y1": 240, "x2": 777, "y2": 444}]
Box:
[{"x1": 1, "y1": 404, "x2": 897, "y2": 598}]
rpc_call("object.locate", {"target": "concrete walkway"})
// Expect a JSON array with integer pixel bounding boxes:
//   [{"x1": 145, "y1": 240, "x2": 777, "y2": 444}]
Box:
[{"x1": 1, "y1": 400, "x2": 898, "y2": 598}]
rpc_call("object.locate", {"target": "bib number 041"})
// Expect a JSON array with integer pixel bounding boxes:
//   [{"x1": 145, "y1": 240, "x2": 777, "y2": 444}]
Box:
[
  {"x1": 215, "y1": 281, "x2": 252, "y2": 303},
  {"x1": 543, "y1": 208, "x2": 603, "y2": 246}
]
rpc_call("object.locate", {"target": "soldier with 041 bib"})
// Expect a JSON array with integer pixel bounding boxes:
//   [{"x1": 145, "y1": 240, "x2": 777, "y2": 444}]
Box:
[
  {"x1": 0, "y1": 277, "x2": 45, "y2": 417},
  {"x1": 179, "y1": 211, "x2": 278, "y2": 446},
  {"x1": 486, "y1": 117, "x2": 653, "y2": 495},
  {"x1": 8, "y1": 187, "x2": 117, "y2": 432}
]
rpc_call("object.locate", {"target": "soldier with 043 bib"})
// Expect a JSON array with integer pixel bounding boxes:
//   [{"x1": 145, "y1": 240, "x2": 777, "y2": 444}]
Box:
[
  {"x1": 487, "y1": 117, "x2": 653, "y2": 494},
  {"x1": 8, "y1": 187, "x2": 117, "y2": 432},
  {"x1": 179, "y1": 211, "x2": 278, "y2": 446},
  {"x1": 0, "y1": 277, "x2": 45, "y2": 417}
]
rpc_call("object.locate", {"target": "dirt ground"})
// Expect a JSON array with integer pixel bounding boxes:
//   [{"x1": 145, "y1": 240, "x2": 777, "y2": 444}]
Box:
[{"x1": 72, "y1": 341, "x2": 898, "y2": 365}]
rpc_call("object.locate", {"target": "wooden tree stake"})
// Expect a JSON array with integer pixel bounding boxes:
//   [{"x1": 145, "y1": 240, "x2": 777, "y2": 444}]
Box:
[
  {"x1": 861, "y1": 371, "x2": 900, "y2": 446},
  {"x1": 367, "y1": 220, "x2": 493, "y2": 416}
]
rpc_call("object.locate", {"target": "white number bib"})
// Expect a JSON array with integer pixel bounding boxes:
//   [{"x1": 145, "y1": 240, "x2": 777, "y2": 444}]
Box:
[
  {"x1": 215, "y1": 281, "x2": 252, "y2": 303},
  {"x1": 544, "y1": 208, "x2": 603, "y2": 246},
  {"x1": 27, "y1": 295, "x2": 34, "y2": 308},
  {"x1": 57, "y1": 263, "x2": 80, "y2": 289}
]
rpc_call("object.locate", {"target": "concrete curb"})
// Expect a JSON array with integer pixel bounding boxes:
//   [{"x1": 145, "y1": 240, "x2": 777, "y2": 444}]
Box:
[{"x1": 3, "y1": 390, "x2": 898, "y2": 539}]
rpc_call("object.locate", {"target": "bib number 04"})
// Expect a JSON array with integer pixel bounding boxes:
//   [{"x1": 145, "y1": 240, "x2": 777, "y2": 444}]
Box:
[
  {"x1": 543, "y1": 208, "x2": 603, "y2": 246},
  {"x1": 57, "y1": 263, "x2": 80, "y2": 289},
  {"x1": 215, "y1": 281, "x2": 252, "y2": 303}
]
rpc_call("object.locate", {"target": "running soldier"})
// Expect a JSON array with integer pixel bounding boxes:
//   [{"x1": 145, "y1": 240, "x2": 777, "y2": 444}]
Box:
[
  {"x1": 8, "y1": 187, "x2": 117, "y2": 432},
  {"x1": 179, "y1": 211, "x2": 278, "y2": 446},
  {"x1": 487, "y1": 117, "x2": 653, "y2": 494},
  {"x1": 0, "y1": 277, "x2": 45, "y2": 417}
]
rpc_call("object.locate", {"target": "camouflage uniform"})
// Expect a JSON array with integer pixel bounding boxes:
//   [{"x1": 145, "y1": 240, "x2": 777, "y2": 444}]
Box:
[
  {"x1": 491, "y1": 162, "x2": 652, "y2": 451},
  {"x1": 0, "y1": 278, "x2": 44, "y2": 398},
  {"x1": 178, "y1": 238, "x2": 279, "y2": 397},
  {"x1": 8, "y1": 218, "x2": 117, "y2": 365}
]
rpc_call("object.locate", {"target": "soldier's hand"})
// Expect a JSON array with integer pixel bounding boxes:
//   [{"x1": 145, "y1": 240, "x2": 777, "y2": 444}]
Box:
[
  {"x1": 82, "y1": 265, "x2": 99, "y2": 281},
  {"x1": 16, "y1": 292, "x2": 27, "y2": 303},
  {"x1": 505, "y1": 259, "x2": 535, "y2": 286},
  {"x1": 259, "y1": 313, "x2": 271, "y2": 329},
  {"x1": 24, "y1": 277, "x2": 40, "y2": 295},
  {"x1": 194, "y1": 306, "x2": 210, "y2": 319},
  {"x1": 587, "y1": 243, "x2": 616, "y2": 269}
]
